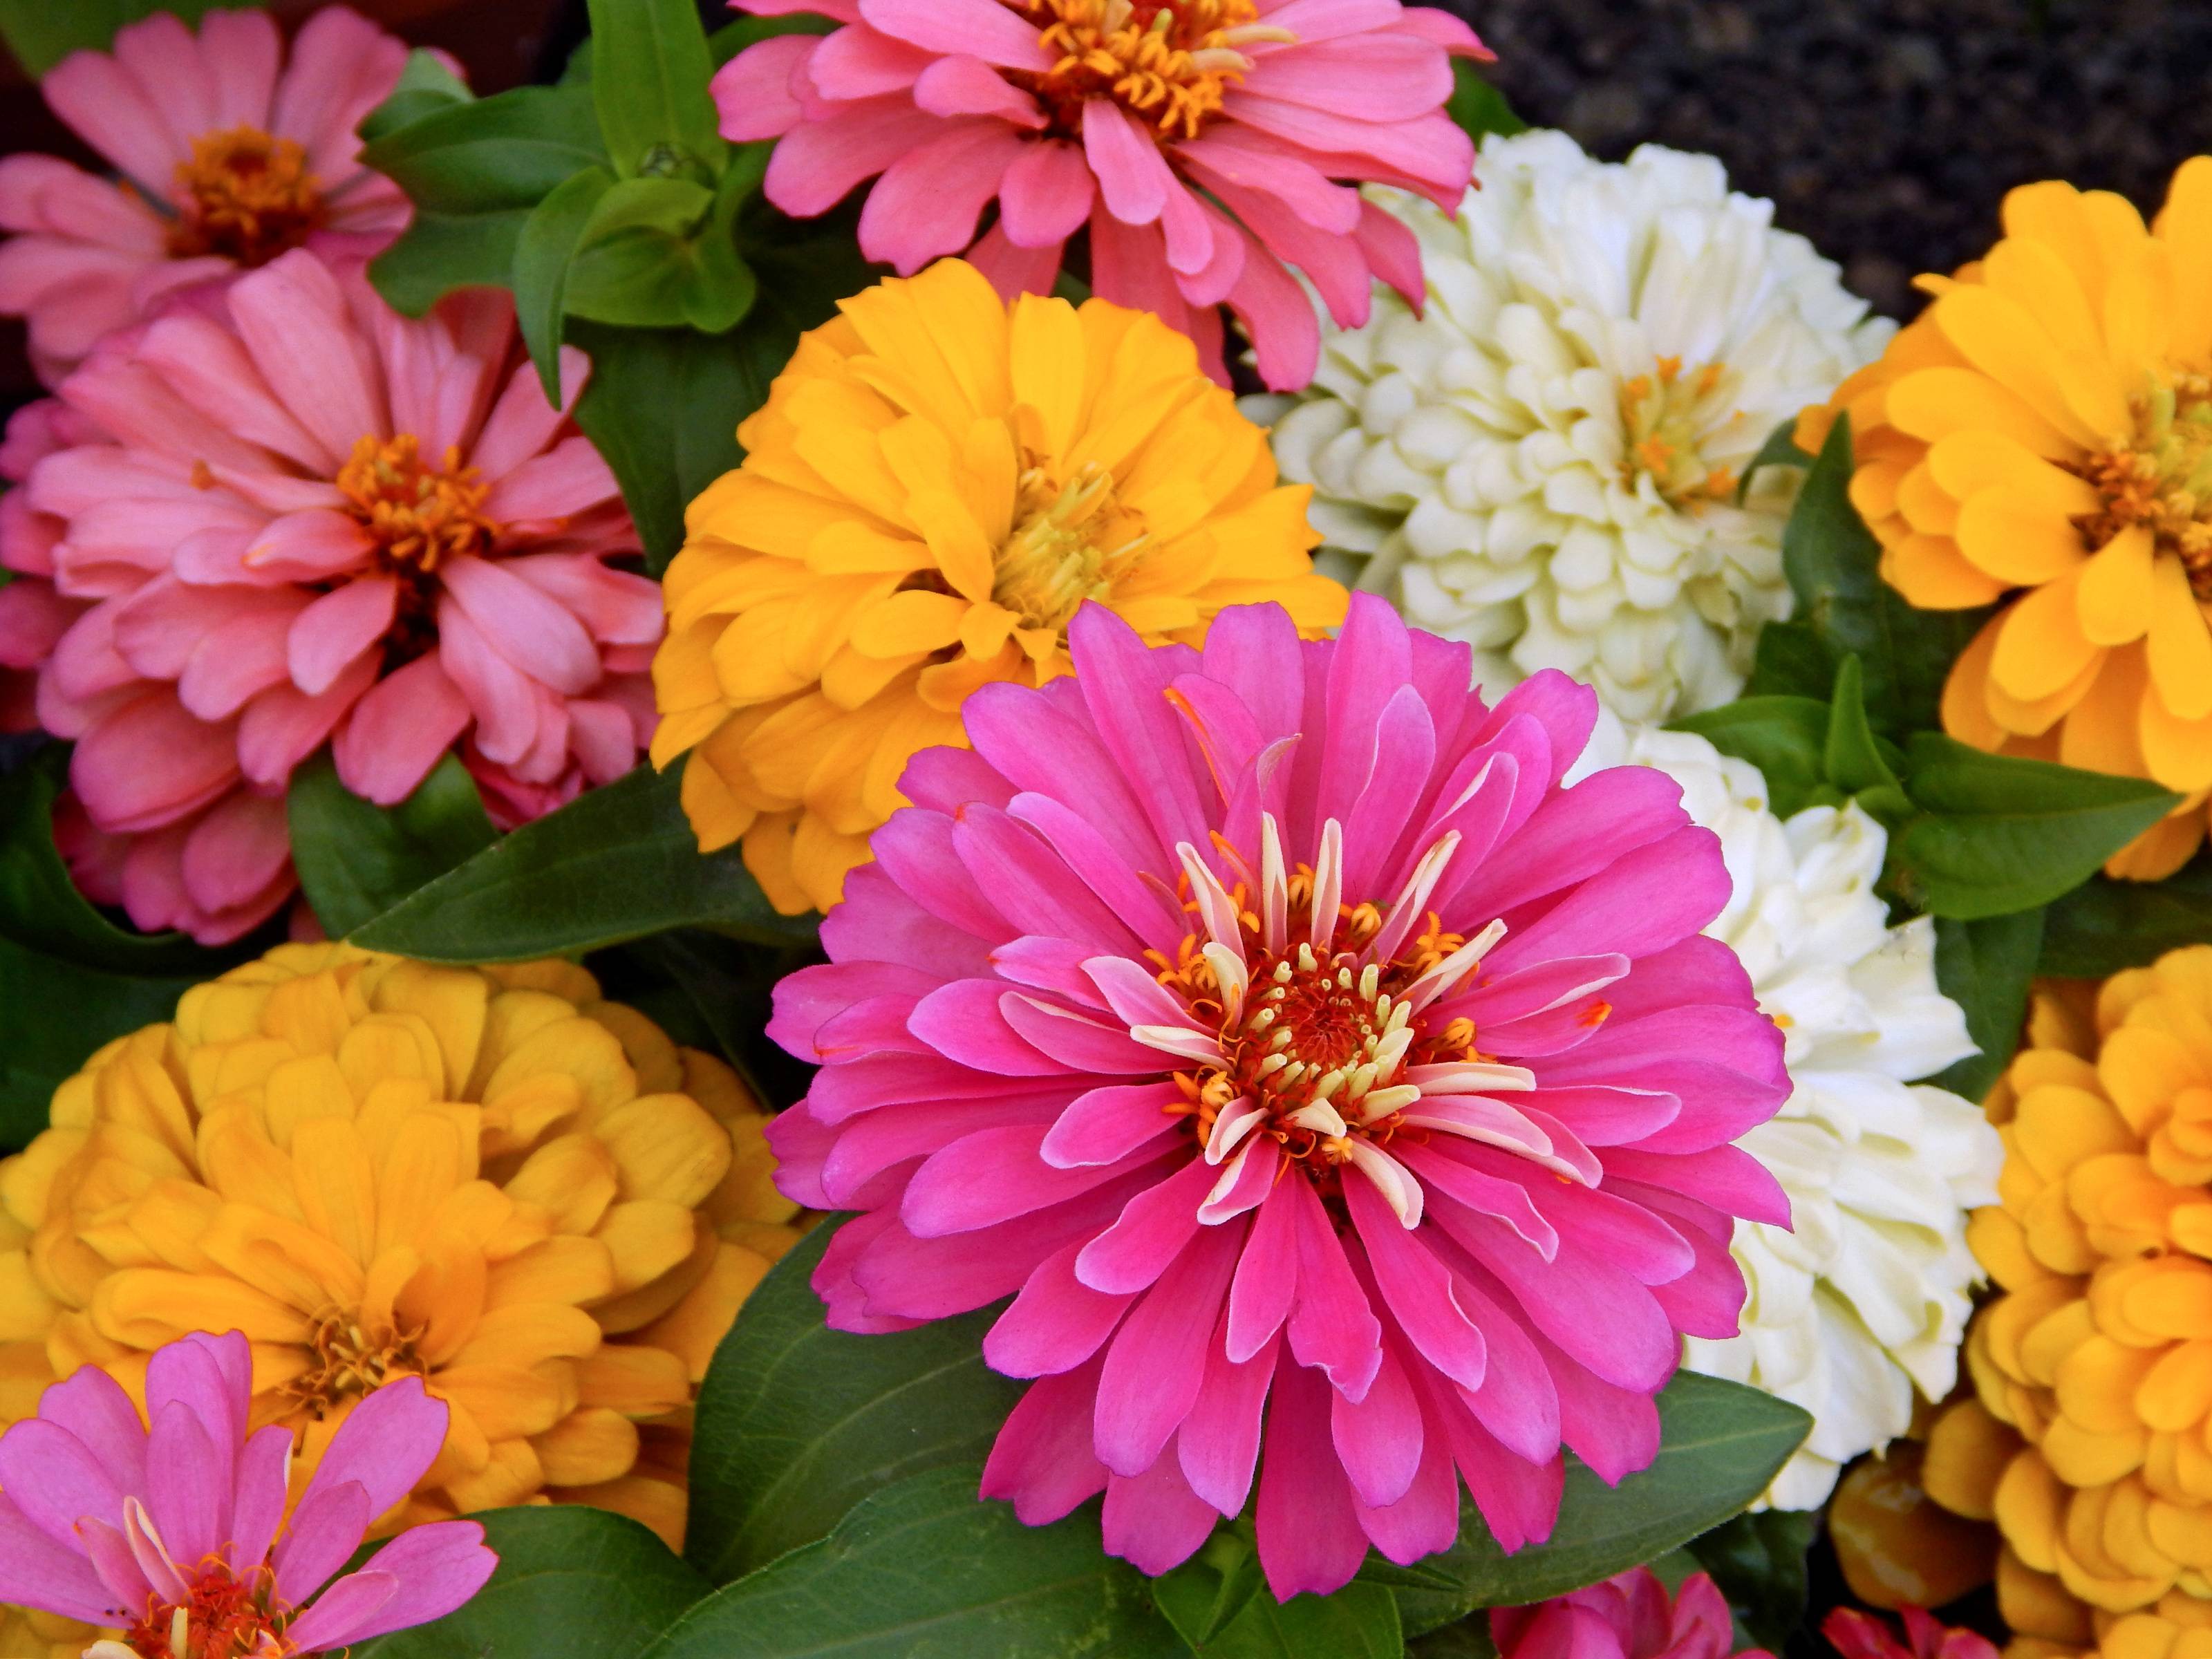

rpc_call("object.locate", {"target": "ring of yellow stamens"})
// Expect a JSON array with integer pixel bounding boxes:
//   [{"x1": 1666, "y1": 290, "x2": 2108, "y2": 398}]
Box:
[
  {"x1": 339, "y1": 433, "x2": 498, "y2": 574},
  {"x1": 1015, "y1": 0, "x2": 1295, "y2": 140},
  {"x1": 166, "y1": 126, "x2": 326, "y2": 268},
  {"x1": 2070, "y1": 374, "x2": 2212, "y2": 596},
  {"x1": 992, "y1": 459, "x2": 1152, "y2": 632},
  {"x1": 1619, "y1": 355, "x2": 1742, "y2": 507},
  {"x1": 284, "y1": 1311, "x2": 427, "y2": 1420}
]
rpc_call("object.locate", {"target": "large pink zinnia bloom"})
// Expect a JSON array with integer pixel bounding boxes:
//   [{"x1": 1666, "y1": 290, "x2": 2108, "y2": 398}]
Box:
[
  {"x1": 0, "y1": 246, "x2": 660, "y2": 944},
  {"x1": 713, "y1": 0, "x2": 1490, "y2": 391},
  {"x1": 0, "y1": 399, "x2": 95, "y2": 733},
  {"x1": 0, "y1": 7, "x2": 425, "y2": 385},
  {"x1": 0, "y1": 1331, "x2": 497, "y2": 1658},
  {"x1": 767, "y1": 594, "x2": 1792, "y2": 1598},
  {"x1": 1492, "y1": 1570, "x2": 1768, "y2": 1659}
]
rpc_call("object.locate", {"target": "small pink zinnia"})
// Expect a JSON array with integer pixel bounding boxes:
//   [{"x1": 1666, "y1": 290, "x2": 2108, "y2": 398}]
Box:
[
  {"x1": 767, "y1": 594, "x2": 1791, "y2": 1597},
  {"x1": 1492, "y1": 1571, "x2": 1770, "y2": 1659},
  {"x1": 0, "y1": 1330, "x2": 497, "y2": 1658},
  {"x1": 1824, "y1": 1608, "x2": 2000, "y2": 1659},
  {"x1": 0, "y1": 245, "x2": 661, "y2": 944},
  {"x1": 0, "y1": 6, "x2": 427, "y2": 385},
  {"x1": 713, "y1": 0, "x2": 1490, "y2": 390}
]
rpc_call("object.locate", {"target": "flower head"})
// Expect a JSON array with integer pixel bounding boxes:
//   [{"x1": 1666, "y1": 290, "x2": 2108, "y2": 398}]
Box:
[
  {"x1": 1798, "y1": 159, "x2": 2212, "y2": 880},
  {"x1": 1491, "y1": 1569, "x2": 1766, "y2": 1659},
  {"x1": 710, "y1": 0, "x2": 1490, "y2": 389},
  {"x1": 1262, "y1": 131, "x2": 1894, "y2": 723},
  {"x1": 0, "y1": 247, "x2": 660, "y2": 943},
  {"x1": 0, "y1": 1331, "x2": 496, "y2": 1658},
  {"x1": 0, "y1": 944, "x2": 805, "y2": 1549},
  {"x1": 0, "y1": 8, "x2": 426, "y2": 384},
  {"x1": 1605, "y1": 727, "x2": 2000, "y2": 1508},
  {"x1": 767, "y1": 593, "x2": 1790, "y2": 1597},
  {"x1": 1825, "y1": 1606, "x2": 2001, "y2": 1659},
  {"x1": 652, "y1": 258, "x2": 1346, "y2": 915}
]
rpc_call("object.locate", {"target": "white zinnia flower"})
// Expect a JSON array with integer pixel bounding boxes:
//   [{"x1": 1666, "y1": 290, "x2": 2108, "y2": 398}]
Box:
[
  {"x1": 1600, "y1": 725, "x2": 2001, "y2": 1510},
  {"x1": 1256, "y1": 129, "x2": 1894, "y2": 723}
]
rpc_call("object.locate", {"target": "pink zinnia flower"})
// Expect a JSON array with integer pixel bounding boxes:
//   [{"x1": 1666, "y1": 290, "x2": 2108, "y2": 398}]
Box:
[
  {"x1": 767, "y1": 594, "x2": 1791, "y2": 1597},
  {"x1": 0, "y1": 1331, "x2": 497, "y2": 1658},
  {"x1": 713, "y1": 0, "x2": 1490, "y2": 390},
  {"x1": 0, "y1": 400, "x2": 95, "y2": 733},
  {"x1": 1824, "y1": 1608, "x2": 2000, "y2": 1659},
  {"x1": 1492, "y1": 1571, "x2": 1769, "y2": 1659},
  {"x1": 0, "y1": 7, "x2": 428, "y2": 385},
  {"x1": 0, "y1": 246, "x2": 660, "y2": 944}
]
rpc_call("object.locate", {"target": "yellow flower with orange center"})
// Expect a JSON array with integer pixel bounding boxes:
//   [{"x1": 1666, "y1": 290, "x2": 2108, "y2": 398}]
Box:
[
  {"x1": 1798, "y1": 158, "x2": 2212, "y2": 879},
  {"x1": 0, "y1": 944, "x2": 803, "y2": 1551},
  {"x1": 651, "y1": 258, "x2": 1347, "y2": 915}
]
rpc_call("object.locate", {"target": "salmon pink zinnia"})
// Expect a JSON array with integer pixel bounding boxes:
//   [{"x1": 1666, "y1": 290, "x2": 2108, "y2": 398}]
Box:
[
  {"x1": 713, "y1": 0, "x2": 1491, "y2": 391},
  {"x1": 1492, "y1": 1570, "x2": 1770, "y2": 1659},
  {"x1": 0, "y1": 247, "x2": 660, "y2": 944},
  {"x1": 0, "y1": 1331, "x2": 497, "y2": 1658},
  {"x1": 0, "y1": 7, "x2": 425, "y2": 384},
  {"x1": 767, "y1": 594, "x2": 1792, "y2": 1597}
]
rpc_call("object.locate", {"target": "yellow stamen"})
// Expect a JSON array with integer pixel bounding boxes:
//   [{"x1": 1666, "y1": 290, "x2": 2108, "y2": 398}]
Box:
[
  {"x1": 1016, "y1": 0, "x2": 1294, "y2": 140},
  {"x1": 167, "y1": 126, "x2": 325, "y2": 266}
]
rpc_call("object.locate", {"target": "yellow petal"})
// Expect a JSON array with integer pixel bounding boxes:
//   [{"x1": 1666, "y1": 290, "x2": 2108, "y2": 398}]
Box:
[
  {"x1": 1931, "y1": 286, "x2": 2102, "y2": 448},
  {"x1": 2158, "y1": 156, "x2": 2212, "y2": 364},
  {"x1": 1955, "y1": 490, "x2": 2090, "y2": 588},
  {"x1": 847, "y1": 589, "x2": 968, "y2": 658},
  {"x1": 2147, "y1": 554, "x2": 2212, "y2": 721},
  {"x1": 2078, "y1": 524, "x2": 2157, "y2": 645},
  {"x1": 1888, "y1": 366, "x2": 2078, "y2": 459},
  {"x1": 1992, "y1": 570, "x2": 2101, "y2": 702},
  {"x1": 1009, "y1": 292, "x2": 1087, "y2": 464},
  {"x1": 532, "y1": 1406, "x2": 639, "y2": 1488},
  {"x1": 2141, "y1": 681, "x2": 2212, "y2": 794},
  {"x1": 1927, "y1": 430, "x2": 2101, "y2": 516}
]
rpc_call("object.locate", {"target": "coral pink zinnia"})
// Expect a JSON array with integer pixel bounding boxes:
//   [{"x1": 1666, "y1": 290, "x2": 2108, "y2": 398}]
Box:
[
  {"x1": 713, "y1": 0, "x2": 1490, "y2": 391},
  {"x1": 767, "y1": 594, "x2": 1792, "y2": 1597},
  {"x1": 0, "y1": 1330, "x2": 497, "y2": 1658},
  {"x1": 1493, "y1": 1571, "x2": 1770, "y2": 1659},
  {"x1": 0, "y1": 246, "x2": 660, "y2": 944},
  {"x1": 0, "y1": 6, "x2": 426, "y2": 384}
]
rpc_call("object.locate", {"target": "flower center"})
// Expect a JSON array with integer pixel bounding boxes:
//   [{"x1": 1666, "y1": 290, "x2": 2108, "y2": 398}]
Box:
[
  {"x1": 165, "y1": 126, "x2": 326, "y2": 268},
  {"x1": 1012, "y1": 0, "x2": 1294, "y2": 140},
  {"x1": 283, "y1": 1309, "x2": 426, "y2": 1418},
  {"x1": 337, "y1": 433, "x2": 499, "y2": 660},
  {"x1": 114, "y1": 1566, "x2": 285, "y2": 1659},
  {"x1": 992, "y1": 460, "x2": 1150, "y2": 632},
  {"x1": 1619, "y1": 356, "x2": 1740, "y2": 506},
  {"x1": 2070, "y1": 374, "x2": 2212, "y2": 597}
]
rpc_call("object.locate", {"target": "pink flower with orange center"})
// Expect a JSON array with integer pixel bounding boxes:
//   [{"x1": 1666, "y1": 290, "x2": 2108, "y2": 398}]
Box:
[
  {"x1": 0, "y1": 7, "x2": 430, "y2": 384},
  {"x1": 713, "y1": 0, "x2": 1491, "y2": 390},
  {"x1": 1493, "y1": 1570, "x2": 1770, "y2": 1659},
  {"x1": 0, "y1": 247, "x2": 661, "y2": 944},
  {"x1": 767, "y1": 594, "x2": 1792, "y2": 1597}
]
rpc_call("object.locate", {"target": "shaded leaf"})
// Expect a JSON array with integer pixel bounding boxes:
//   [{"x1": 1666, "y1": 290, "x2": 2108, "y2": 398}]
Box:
[
  {"x1": 1736, "y1": 419, "x2": 1812, "y2": 505},
  {"x1": 2041, "y1": 856, "x2": 2212, "y2": 978},
  {"x1": 358, "y1": 47, "x2": 474, "y2": 143},
  {"x1": 0, "y1": 936, "x2": 196, "y2": 1152},
  {"x1": 0, "y1": 0, "x2": 255, "y2": 78},
  {"x1": 1199, "y1": 1582, "x2": 1401, "y2": 1658},
  {"x1": 587, "y1": 0, "x2": 725, "y2": 182},
  {"x1": 514, "y1": 165, "x2": 617, "y2": 398},
  {"x1": 1742, "y1": 620, "x2": 1834, "y2": 702},
  {"x1": 1447, "y1": 59, "x2": 1526, "y2": 141},
  {"x1": 1822, "y1": 657, "x2": 1909, "y2": 822},
  {"x1": 287, "y1": 751, "x2": 497, "y2": 941},
  {"x1": 1929, "y1": 909, "x2": 2043, "y2": 1101},
  {"x1": 1687, "y1": 1509, "x2": 1816, "y2": 1654}
]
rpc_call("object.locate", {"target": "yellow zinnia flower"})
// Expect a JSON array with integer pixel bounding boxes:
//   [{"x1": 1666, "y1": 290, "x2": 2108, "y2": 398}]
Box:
[
  {"x1": 0, "y1": 944, "x2": 803, "y2": 1550},
  {"x1": 1799, "y1": 158, "x2": 2212, "y2": 878},
  {"x1": 652, "y1": 256, "x2": 1348, "y2": 915},
  {"x1": 0, "y1": 1609, "x2": 97, "y2": 1659}
]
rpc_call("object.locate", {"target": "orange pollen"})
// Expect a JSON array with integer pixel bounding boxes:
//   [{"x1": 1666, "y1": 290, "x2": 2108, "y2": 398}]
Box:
[
  {"x1": 283, "y1": 1309, "x2": 426, "y2": 1419},
  {"x1": 2068, "y1": 373, "x2": 2212, "y2": 597},
  {"x1": 1011, "y1": 0, "x2": 1295, "y2": 141},
  {"x1": 124, "y1": 1564, "x2": 289, "y2": 1659},
  {"x1": 166, "y1": 126, "x2": 325, "y2": 267},
  {"x1": 338, "y1": 433, "x2": 498, "y2": 576},
  {"x1": 1619, "y1": 355, "x2": 1740, "y2": 508}
]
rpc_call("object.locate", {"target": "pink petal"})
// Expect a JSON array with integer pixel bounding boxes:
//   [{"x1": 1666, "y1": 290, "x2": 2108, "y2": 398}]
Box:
[
  {"x1": 1074, "y1": 1156, "x2": 1216, "y2": 1295},
  {"x1": 762, "y1": 95, "x2": 950, "y2": 218},
  {"x1": 438, "y1": 554, "x2": 602, "y2": 695},
  {"x1": 980, "y1": 1357, "x2": 1110, "y2": 1525},
  {"x1": 1038, "y1": 1080, "x2": 1185, "y2": 1169},
  {"x1": 223, "y1": 252, "x2": 387, "y2": 466},
  {"x1": 330, "y1": 652, "x2": 471, "y2": 804},
  {"x1": 985, "y1": 1239, "x2": 1136, "y2": 1377},
  {"x1": 902, "y1": 1122, "x2": 1145, "y2": 1237},
  {"x1": 0, "y1": 1418, "x2": 126, "y2": 1550},
  {"x1": 0, "y1": 1493, "x2": 120, "y2": 1624},
  {"x1": 857, "y1": 120, "x2": 1028, "y2": 274},
  {"x1": 1255, "y1": 1358, "x2": 1371, "y2": 1598},
  {"x1": 1093, "y1": 1220, "x2": 1242, "y2": 1476},
  {"x1": 270, "y1": 1480, "x2": 373, "y2": 1607},
  {"x1": 1178, "y1": 1324, "x2": 1278, "y2": 1514},
  {"x1": 303, "y1": 1376, "x2": 449, "y2": 1521},
  {"x1": 855, "y1": 0, "x2": 1052, "y2": 68},
  {"x1": 289, "y1": 575, "x2": 397, "y2": 696},
  {"x1": 713, "y1": 34, "x2": 818, "y2": 140},
  {"x1": 228, "y1": 1425, "x2": 295, "y2": 1575},
  {"x1": 291, "y1": 1523, "x2": 496, "y2": 1649},
  {"x1": 912, "y1": 55, "x2": 1044, "y2": 126},
  {"x1": 1101, "y1": 1448, "x2": 1219, "y2": 1575},
  {"x1": 805, "y1": 24, "x2": 937, "y2": 101},
  {"x1": 1283, "y1": 1172, "x2": 1384, "y2": 1398},
  {"x1": 181, "y1": 789, "x2": 292, "y2": 915},
  {"x1": 997, "y1": 140, "x2": 1095, "y2": 247},
  {"x1": 1329, "y1": 1338, "x2": 1423, "y2": 1508},
  {"x1": 71, "y1": 689, "x2": 239, "y2": 834},
  {"x1": 235, "y1": 508, "x2": 377, "y2": 585}
]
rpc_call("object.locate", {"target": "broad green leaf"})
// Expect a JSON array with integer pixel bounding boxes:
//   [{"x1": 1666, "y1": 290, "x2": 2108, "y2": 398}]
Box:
[
  {"x1": 354, "y1": 1508, "x2": 709, "y2": 1659},
  {"x1": 362, "y1": 83, "x2": 607, "y2": 213},
  {"x1": 1779, "y1": 415, "x2": 1990, "y2": 733},
  {"x1": 563, "y1": 176, "x2": 757, "y2": 332},
  {"x1": 286, "y1": 752, "x2": 497, "y2": 941},
  {"x1": 1152, "y1": 1533, "x2": 1267, "y2": 1652},
  {"x1": 1929, "y1": 909, "x2": 2043, "y2": 1101},
  {"x1": 1822, "y1": 657, "x2": 1909, "y2": 821},
  {"x1": 0, "y1": 935, "x2": 197, "y2": 1152},
  {"x1": 353, "y1": 763, "x2": 817, "y2": 962},
  {"x1": 1200, "y1": 1582, "x2": 1402, "y2": 1658},
  {"x1": 685, "y1": 1218, "x2": 1022, "y2": 1584},
  {"x1": 358, "y1": 48, "x2": 474, "y2": 144},
  {"x1": 1669, "y1": 695, "x2": 1830, "y2": 820},
  {"x1": 1685, "y1": 1509, "x2": 1815, "y2": 1654},
  {"x1": 515, "y1": 166, "x2": 619, "y2": 397},
  {"x1": 599, "y1": 928, "x2": 823, "y2": 1109},
  {"x1": 588, "y1": 0, "x2": 726, "y2": 182},
  {"x1": 0, "y1": 0, "x2": 255, "y2": 79},
  {"x1": 682, "y1": 147, "x2": 768, "y2": 335},
  {"x1": 2041, "y1": 856, "x2": 2212, "y2": 978},
  {"x1": 644, "y1": 1465, "x2": 1185, "y2": 1659},
  {"x1": 1446, "y1": 59, "x2": 1526, "y2": 141},
  {"x1": 0, "y1": 747, "x2": 226, "y2": 975},
  {"x1": 1741, "y1": 619, "x2": 1834, "y2": 702},
  {"x1": 1409, "y1": 1623, "x2": 1501, "y2": 1659},
  {"x1": 368, "y1": 208, "x2": 529, "y2": 317},
  {"x1": 1735, "y1": 418, "x2": 1812, "y2": 505},
  {"x1": 1367, "y1": 1372, "x2": 1810, "y2": 1635},
  {"x1": 1890, "y1": 734, "x2": 2179, "y2": 919}
]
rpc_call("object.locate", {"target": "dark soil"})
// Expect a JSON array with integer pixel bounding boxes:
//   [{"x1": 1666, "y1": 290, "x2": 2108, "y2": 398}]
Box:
[{"x1": 1428, "y1": 0, "x2": 2212, "y2": 318}]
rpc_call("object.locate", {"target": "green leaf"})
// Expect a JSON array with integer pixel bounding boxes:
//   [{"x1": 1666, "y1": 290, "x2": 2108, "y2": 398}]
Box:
[
  {"x1": 1742, "y1": 620, "x2": 1835, "y2": 702},
  {"x1": 514, "y1": 166, "x2": 618, "y2": 399},
  {"x1": 1199, "y1": 1582, "x2": 1403, "y2": 1658},
  {"x1": 2041, "y1": 857, "x2": 2212, "y2": 978},
  {"x1": 0, "y1": 747, "x2": 224, "y2": 975},
  {"x1": 0, "y1": 936, "x2": 197, "y2": 1152},
  {"x1": 1929, "y1": 909, "x2": 2043, "y2": 1101},
  {"x1": 588, "y1": 0, "x2": 727, "y2": 182},
  {"x1": 1779, "y1": 414, "x2": 1991, "y2": 733},
  {"x1": 1823, "y1": 657, "x2": 1910, "y2": 822},
  {"x1": 1890, "y1": 734, "x2": 2180, "y2": 919},
  {"x1": 564, "y1": 175, "x2": 757, "y2": 333},
  {"x1": 357, "y1": 47, "x2": 474, "y2": 144},
  {"x1": 645, "y1": 1465, "x2": 1185, "y2": 1659},
  {"x1": 1735, "y1": 418, "x2": 1812, "y2": 505},
  {"x1": 1368, "y1": 1372, "x2": 1810, "y2": 1635},
  {"x1": 1669, "y1": 696, "x2": 1831, "y2": 821},
  {"x1": 352, "y1": 763, "x2": 817, "y2": 962},
  {"x1": 285, "y1": 752, "x2": 498, "y2": 941},
  {"x1": 0, "y1": 0, "x2": 256, "y2": 79},
  {"x1": 353, "y1": 1507, "x2": 709, "y2": 1659},
  {"x1": 1409, "y1": 1622, "x2": 1501, "y2": 1659},
  {"x1": 1152, "y1": 1533, "x2": 1268, "y2": 1652},
  {"x1": 1685, "y1": 1509, "x2": 1815, "y2": 1654},
  {"x1": 1446, "y1": 59, "x2": 1526, "y2": 142},
  {"x1": 368, "y1": 208, "x2": 529, "y2": 317},
  {"x1": 685, "y1": 1218, "x2": 1022, "y2": 1584}
]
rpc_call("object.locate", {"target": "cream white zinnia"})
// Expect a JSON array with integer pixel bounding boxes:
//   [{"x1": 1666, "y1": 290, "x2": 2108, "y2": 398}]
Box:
[
  {"x1": 1260, "y1": 130, "x2": 1894, "y2": 722},
  {"x1": 1613, "y1": 726, "x2": 2000, "y2": 1509}
]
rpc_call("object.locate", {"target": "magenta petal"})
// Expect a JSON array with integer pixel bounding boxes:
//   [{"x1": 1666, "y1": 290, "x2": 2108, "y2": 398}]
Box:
[
  {"x1": 1178, "y1": 1324, "x2": 1277, "y2": 1515},
  {"x1": 1039, "y1": 1081, "x2": 1185, "y2": 1169},
  {"x1": 985, "y1": 1239, "x2": 1136, "y2": 1377},
  {"x1": 1225, "y1": 1179, "x2": 1300, "y2": 1362},
  {"x1": 0, "y1": 1492, "x2": 120, "y2": 1624},
  {"x1": 1255, "y1": 1359, "x2": 1371, "y2": 1600},
  {"x1": 228, "y1": 1423, "x2": 294, "y2": 1575},
  {"x1": 901, "y1": 1122, "x2": 1134, "y2": 1238},
  {"x1": 1101, "y1": 1446, "x2": 1220, "y2": 1576},
  {"x1": 144, "y1": 1400, "x2": 223, "y2": 1575},
  {"x1": 1282, "y1": 1176, "x2": 1383, "y2": 1400},
  {"x1": 1074, "y1": 1156, "x2": 1215, "y2": 1295},
  {"x1": 1329, "y1": 1338, "x2": 1423, "y2": 1510},
  {"x1": 271, "y1": 1479, "x2": 373, "y2": 1607},
  {"x1": 292, "y1": 1521, "x2": 498, "y2": 1649},
  {"x1": 1347, "y1": 1177, "x2": 1488, "y2": 1394},
  {"x1": 0, "y1": 1418, "x2": 128, "y2": 1550},
  {"x1": 980, "y1": 1357, "x2": 1110, "y2": 1525},
  {"x1": 1092, "y1": 1220, "x2": 1242, "y2": 1476},
  {"x1": 301, "y1": 1375, "x2": 448, "y2": 1521},
  {"x1": 28, "y1": 1364, "x2": 147, "y2": 1497},
  {"x1": 907, "y1": 978, "x2": 1065, "y2": 1076}
]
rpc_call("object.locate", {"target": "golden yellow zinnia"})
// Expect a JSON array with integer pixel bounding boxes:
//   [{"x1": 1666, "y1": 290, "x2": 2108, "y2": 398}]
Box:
[
  {"x1": 0, "y1": 943, "x2": 803, "y2": 1551},
  {"x1": 1799, "y1": 158, "x2": 2212, "y2": 878},
  {"x1": 651, "y1": 256, "x2": 1348, "y2": 915},
  {"x1": 0, "y1": 1609, "x2": 95, "y2": 1659}
]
